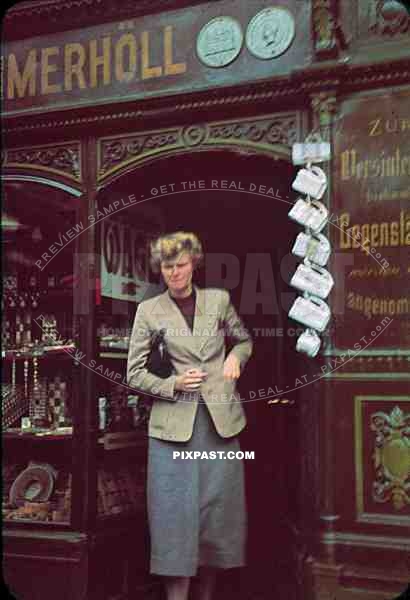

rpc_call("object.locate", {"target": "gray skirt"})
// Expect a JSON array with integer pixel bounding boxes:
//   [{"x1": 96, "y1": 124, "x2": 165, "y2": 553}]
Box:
[{"x1": 147, "y1": 399, "x2": 247, "y2": 577}]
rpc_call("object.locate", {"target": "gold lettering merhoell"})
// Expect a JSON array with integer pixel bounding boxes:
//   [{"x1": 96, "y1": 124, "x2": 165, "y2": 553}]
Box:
[
  {"x1": 338, "y1": 210, "x2": 410, "y2": 252},
  {"x1": 6, "y1": 26, "x2": 186, "y2": 99}
]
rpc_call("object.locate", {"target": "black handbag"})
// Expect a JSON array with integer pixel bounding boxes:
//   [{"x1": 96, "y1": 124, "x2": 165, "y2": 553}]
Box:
[
  {"x1": 146, "y1": 328, "x2": 174, "y2": 378},
  {"x1": 137, "y1": 329, "x2": 173, "y2": 425}
]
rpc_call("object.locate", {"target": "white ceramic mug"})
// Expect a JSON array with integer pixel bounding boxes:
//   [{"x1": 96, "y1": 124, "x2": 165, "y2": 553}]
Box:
[{"x1": 296, "y1": 328, "x2": 321, "y2": 357}]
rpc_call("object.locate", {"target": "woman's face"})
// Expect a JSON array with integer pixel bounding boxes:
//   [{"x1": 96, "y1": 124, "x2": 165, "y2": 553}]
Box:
[{"x1": 160, "y1": 252, "x2": 194, "y2": 294}]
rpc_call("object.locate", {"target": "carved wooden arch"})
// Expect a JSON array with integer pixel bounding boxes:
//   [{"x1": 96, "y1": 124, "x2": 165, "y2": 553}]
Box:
[
  {"x1": 97, "y1": 112, "x2": 301, "y2": 189},
  {"x1": 2, "y1": 141, "x2": 83, "y2": 195}
]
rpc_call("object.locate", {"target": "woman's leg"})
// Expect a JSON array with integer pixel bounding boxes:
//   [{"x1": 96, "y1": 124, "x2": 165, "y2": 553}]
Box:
[
  {"x1": 196, "y1": 566, "x2": 217, "y2": 600},
  {"x1": 164, "y1": 576, "x2": 191, "y2": 600}
]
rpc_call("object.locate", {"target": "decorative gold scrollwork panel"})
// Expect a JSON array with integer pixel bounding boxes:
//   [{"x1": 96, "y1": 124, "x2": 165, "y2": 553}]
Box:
[
  {"x1": 97, "y1": 113, "x2": 300, "y2": 184},
  {"x1": 355, "y1": 395, "x2": 410, "y2": 525},
  {"x1": 371, "y1": 405, "x2": 410, "y2": 510},
  {"x1": 2, "y1": 142, "x2": 82, "y2": 184}
]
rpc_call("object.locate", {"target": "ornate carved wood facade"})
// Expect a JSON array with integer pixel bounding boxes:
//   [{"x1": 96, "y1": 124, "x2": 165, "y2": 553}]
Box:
[{"x1": 2, "y1": 2, "x2": 410, "y2": 600}]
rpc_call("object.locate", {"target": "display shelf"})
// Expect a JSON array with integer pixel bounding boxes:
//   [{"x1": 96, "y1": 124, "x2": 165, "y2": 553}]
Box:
[
  {"x1": 3, "y1": 428, "x2": 146, "y2": 448},
  {"x1": 3, "y1": 428, "x2": 73, "y2": 440},
  {"x1": 2, "y1": 344, "x2": 76, "y2": 360},
  {"x1": 99, "y1": 430, "x2": 146, "y2": 450},
  {"x1": 2, "y1": 516, "x2": 73, "y2": 528},
  {"x1": 99, "y1": 351, "x2": 128, "y2": 359},
  {"x1": 2, "y1": 429, "x2": 145, "y2": 448},
  {"x1": 3, "y1": 521, "x2": 75, "y2": 534}
]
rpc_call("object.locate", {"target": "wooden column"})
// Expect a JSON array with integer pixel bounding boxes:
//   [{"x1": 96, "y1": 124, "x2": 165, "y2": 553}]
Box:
[
  {"x1": 71, "y1": 136, "x2": 98, "y2": 533},
  {"x1": 308, "y1": 91, "x2": 344, "y2": 599}
]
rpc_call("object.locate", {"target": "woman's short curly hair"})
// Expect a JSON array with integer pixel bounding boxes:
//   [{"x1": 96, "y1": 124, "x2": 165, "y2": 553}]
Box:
[{"x1": 150, "y1": 231, "x2": 203, "y2": 273}]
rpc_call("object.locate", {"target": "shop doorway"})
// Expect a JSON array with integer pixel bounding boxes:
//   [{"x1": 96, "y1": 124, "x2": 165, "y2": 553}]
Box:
[{"x1": 98, "y1": 149, "x2": 303, "y2": 600}]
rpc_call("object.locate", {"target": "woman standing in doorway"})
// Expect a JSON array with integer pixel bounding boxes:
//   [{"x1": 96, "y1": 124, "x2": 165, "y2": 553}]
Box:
[{"x1": 127, "y1": 232, "x2": 253, "y2": 600}]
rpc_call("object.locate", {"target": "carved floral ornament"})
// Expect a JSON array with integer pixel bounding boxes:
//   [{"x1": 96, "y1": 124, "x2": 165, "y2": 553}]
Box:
[
  {"x1": 371, "y1": 405, "x2": 410, "y2": 510},
  {"x1": 98, "y1": 115, "x2": 297, "y2": 181},
  {"x1": 2, "y1": 144, "x2": 82, "y2": 182}
]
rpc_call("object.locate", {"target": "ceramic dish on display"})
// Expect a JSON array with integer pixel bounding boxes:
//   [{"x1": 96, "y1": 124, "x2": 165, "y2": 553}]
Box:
[{"x1": 9, "y1": 465, "x2": 55, "y2": 507}]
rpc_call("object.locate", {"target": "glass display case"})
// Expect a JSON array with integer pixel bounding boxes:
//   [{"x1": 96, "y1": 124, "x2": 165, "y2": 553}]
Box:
[{"x1": 2, "y1": 186, "x2": 77, "y2": 527}]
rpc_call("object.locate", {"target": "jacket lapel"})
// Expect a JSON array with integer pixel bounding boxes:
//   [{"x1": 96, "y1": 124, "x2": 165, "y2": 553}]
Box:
[
  {"x1": 150, "y1": 285, "x2": 219, "y2": 357},
  {"x1": 193, "y1": 285, "x2": 219, "y2": 355}
]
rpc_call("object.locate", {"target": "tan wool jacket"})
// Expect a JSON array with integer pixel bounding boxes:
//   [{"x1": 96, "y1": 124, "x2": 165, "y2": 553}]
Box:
[{"x1": 127, "y1": 285, "x2": 253, "y2": 442}]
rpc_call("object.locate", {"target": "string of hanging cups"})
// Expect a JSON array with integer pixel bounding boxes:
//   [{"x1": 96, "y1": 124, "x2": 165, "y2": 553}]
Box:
[{"x1": 287, "y1": 133, "x2": 333, "y2": 358}]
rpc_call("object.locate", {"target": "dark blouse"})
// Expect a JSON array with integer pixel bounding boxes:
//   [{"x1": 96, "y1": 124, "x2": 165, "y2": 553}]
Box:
[{"x1": 170, "y1": 288, "x2": 196, "y2": 331}]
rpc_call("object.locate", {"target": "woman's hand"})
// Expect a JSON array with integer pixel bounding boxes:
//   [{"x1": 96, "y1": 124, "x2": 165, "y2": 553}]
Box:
[
  {"x1": 175, "y1": 369, "x2": 207, "y2": 392},
  {"x1": 223, "y1": 354, "x2": 241, "y2": 381}
]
